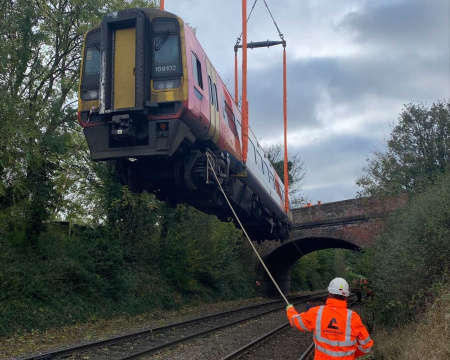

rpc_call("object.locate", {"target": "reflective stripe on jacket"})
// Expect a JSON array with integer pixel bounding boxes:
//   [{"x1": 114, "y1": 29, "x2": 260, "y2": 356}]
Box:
[{"x1": 287, "y1": 298, "x2": 373, "y2": 359}]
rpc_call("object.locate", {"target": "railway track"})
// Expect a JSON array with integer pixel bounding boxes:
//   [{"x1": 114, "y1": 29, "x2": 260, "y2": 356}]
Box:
[
  {"x1": 219, "y1": 298, "x2": 360, "y2": 360},
  {"x1": 23, "y1": 292, "x2": 328, "y2": 360}
]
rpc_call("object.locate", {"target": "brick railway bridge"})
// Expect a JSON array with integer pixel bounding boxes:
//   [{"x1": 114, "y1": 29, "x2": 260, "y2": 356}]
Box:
[{"x1": 255, "y1": 194, "x2": 408, "y2": 296}]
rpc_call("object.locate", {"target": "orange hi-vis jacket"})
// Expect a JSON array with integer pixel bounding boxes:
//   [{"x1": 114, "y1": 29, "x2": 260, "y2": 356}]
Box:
[{"x1": 287, "y1": 298, "x2": 373, "y2": 359}]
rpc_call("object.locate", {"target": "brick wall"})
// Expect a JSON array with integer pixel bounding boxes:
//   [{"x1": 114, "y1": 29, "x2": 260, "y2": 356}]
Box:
[{"x1": 289, "y1": 193, "x2": 408, "y2": 246}]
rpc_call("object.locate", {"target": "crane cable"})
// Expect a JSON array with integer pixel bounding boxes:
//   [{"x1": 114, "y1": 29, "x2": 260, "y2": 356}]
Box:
[
  {"x1": 263, "y1": 0, "x2": 284, "y2": 40},
  {"x1": 205, "y1": 152, "x2": 290, "y2": 305},
  {"x1": 235, "y1": 0, "x2": 259, "y2": 47}
]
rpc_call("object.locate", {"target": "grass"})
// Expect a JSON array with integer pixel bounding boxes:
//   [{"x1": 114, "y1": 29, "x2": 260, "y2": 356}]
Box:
[{"x1": 371, "y1": 283, "x2": 450, "y2": 359}]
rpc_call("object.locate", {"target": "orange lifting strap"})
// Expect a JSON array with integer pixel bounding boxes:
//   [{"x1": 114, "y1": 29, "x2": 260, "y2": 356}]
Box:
[
  {"x1": 283, "y1": 47, "x2": 288, "y2": 214},
  {"x1": 237, "y1": 0, "x2": 289, "y2": 214},
  {"x1": 241, "y1": 0, "x2": 249, "y2": 165}
]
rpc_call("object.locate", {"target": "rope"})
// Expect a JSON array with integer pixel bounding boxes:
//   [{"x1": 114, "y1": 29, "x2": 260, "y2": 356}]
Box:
[
  {"x1": 205, "y1": 152, "x2": 290, "y2": 305},
  {"x1": 291, "y1": 237, "x2": 306, "y2": 257}
]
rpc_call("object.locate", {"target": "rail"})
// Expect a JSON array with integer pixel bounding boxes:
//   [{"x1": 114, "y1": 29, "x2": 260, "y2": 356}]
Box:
[{"x1": 22, "y1": 293, "x2": 327, "y2": 360}]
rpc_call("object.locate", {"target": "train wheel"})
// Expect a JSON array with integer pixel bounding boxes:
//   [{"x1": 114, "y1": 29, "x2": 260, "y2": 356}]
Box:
[
  {"x1": 174, "y1": 161, "x2": 199, "y2": 191},
  {"x1": 174, "y1": 161, "x2": 184, "y2": 188},
  {"x1": 185, "y1": 170, "x2": 199, "y2": 191}
]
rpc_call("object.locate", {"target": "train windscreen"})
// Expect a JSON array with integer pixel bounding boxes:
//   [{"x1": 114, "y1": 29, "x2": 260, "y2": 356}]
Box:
[
  {"x1": 80, "y1": 29, "x2": 100, "y2": 101},
  {"x1": 152, "y1": 19, "x2": 182, "y2": 90}
]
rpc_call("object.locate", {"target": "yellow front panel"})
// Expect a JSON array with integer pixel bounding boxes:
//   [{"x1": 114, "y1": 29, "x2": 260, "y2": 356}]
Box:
[{"x1": 114, "y1": 27, "x2": 136, "y2": 109}]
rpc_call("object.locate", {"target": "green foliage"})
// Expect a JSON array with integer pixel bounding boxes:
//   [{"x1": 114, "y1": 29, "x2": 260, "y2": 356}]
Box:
[
  {"x1": 0, "y1": 0, "x2": 106, "y2": 241},
  {"x1": 354, "y1": 100, "x2": 450, "y2": 326},
  {"x1": 0, "y1": 188, "x2": 257, "y2": 336},
  {"x1": 160, "y1": 205, "x2": 255, "y2": 299},
  {"x1": 357, "y1": 100, "x2": 450, "y2": 198},
  {"x1": 368, "y1": 172, "x2": 450, "y2": 326},
  {"x1": 262, "y1": 142, "x2": 308, "y2": 205},
  {"x1": 0, "y1": 0, "x2": 159, "y2": 239},
  {"x1": 344, "y1": 247, "x2": 374, "y2": 283},
  {"x1": 291, "y1": 249, "x2": 353, "y2": 291},
  {"x1": 107, "y1": 187, "x2": 161, "y2": 264}
]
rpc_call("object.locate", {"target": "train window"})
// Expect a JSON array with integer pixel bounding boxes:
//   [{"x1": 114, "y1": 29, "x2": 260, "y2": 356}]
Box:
[
  {"x1": 224, "y1": 101, "x2": 238, "y2": 136},
  {"x1": 84, "y1": 33, "x2": 100, "y2": 76},
  {"x1": 257, "y1": 152, "x2": 263, "y2": 172},
  {"x1": 208, "y1": 76, "x2": 213, "y2": 105},
  {"x1": 191, "y1": 53, "x2": 203, "y2": 89},
  {"x1": 236, "y1": 119, "x2": 241, "y2": 138},
  {"x1": 222, "y1": 96, "x2": 226, "y2": 118},
  {"x1": 85, "y1": 49, "x2": 100, "y2": 75},
  {"x1": 81, "y1": 28, "x2": 100, "y2": 100},
  {"x1": 152, "y1": 19, "x2": 182, "y2": 78},
  {"x1": 213, "y1": 84, "x2": 219, "y2": 111},
  {"x1": 263, "y1": 162, "x2": 269, "y2": 180},
  {"x1": 249, "y1": 140, "x2": 256, "y2": 163}
]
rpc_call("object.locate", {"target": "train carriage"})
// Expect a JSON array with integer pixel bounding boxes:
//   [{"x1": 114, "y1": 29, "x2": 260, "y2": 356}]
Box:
[{"x1": 78, "y1": 7, "x2": 291, "y2": 241}]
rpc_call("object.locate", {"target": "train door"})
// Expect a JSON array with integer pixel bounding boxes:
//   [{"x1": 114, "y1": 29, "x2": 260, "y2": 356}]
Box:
[
  {"x1": 114, "y1": 27, "x2": 136, "y2": 109},
  {"x1": 100, "y1": 10, "x2": 146, "y2": 113},
  {"x1": 206, "y1": 58, "x2": 220, "y2": 143}
]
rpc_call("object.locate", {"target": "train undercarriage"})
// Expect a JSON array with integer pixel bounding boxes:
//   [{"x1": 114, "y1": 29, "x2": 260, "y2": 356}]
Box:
[{"x1": 115, "y1": 150, "x2": 289, "y2": 242}]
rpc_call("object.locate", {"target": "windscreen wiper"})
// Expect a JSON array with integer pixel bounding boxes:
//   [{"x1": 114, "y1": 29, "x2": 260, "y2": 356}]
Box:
[{"x1": 154, "y1": 30, "x2": 169, "y2": 51}]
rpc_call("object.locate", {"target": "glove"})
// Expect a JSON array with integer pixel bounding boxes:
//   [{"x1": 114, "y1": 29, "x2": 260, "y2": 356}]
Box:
[{"x1": 286, "y1": 304, "x2": 294, "y2": 310}]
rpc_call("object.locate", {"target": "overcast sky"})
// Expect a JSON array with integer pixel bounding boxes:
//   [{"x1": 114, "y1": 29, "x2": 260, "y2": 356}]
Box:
[{"x1": 165, "y1": 0, "x2": 450, "y2": 204}]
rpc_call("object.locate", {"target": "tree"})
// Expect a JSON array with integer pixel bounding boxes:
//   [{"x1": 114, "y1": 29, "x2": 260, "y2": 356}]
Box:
[
  {"x1": 356, "y1": 100, "x2": 450, "y2": 198},
  {"x1": 0, "y1": 0, "x2": 91, "y2": 243},
  {"x1": 0, "y1": 0, "x2": 157, "y2": 242},
  {"x1": 262, "y1": 142, "x2": 308, "y2": 206}
]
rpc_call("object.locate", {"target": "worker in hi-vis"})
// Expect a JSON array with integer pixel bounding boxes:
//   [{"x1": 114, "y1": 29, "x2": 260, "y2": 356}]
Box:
[{"x1": 286, "y1": 277, "x2": 373, "y2": 359}]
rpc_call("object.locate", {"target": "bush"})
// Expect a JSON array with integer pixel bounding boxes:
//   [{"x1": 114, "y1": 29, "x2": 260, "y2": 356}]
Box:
[
  {"x1": 372, "y1": 281, "x2": 450, "y2": 359},
  {"x1": 0, "y1": 193, "x2": 257, "y2": 336},
  {"x1": 371, "y1": 172, "x2": 450, "y2": 326}
]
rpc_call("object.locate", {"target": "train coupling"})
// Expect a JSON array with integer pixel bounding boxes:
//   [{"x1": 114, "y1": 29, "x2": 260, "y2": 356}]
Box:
[{"x1": 110, "y1": 114, "x2": 135, "y2": 139}]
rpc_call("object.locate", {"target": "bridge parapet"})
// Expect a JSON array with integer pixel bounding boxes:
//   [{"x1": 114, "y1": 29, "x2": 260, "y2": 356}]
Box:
[{"x1": 292, "y1": 193, "x2": 408, "y2": 226}]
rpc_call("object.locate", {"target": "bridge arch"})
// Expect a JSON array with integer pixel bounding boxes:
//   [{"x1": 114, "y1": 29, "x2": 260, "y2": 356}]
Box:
[
  {"x1": 254, "y1": 194, "x2": 408, "y2": 296},
  {"x1": 258, "y1": 236, "x2": 360, "y2": 297}
]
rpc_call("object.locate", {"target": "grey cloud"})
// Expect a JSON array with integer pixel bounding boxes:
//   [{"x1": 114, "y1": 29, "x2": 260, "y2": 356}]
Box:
[
  {"x1": 339, "y1": 0, "x2": 449, "y2": 54},
  {"x1": 328, "y1": 55, "x2": 448, "y2": 104},
  {"x1": 240, "y1": 58, "x2": 339, "y2": 137},
  {"x1": 292, "y1": 134, "x2": 376, "y2": 202}
]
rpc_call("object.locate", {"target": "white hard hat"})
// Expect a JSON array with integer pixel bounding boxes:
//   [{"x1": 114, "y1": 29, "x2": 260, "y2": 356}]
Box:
[{"x1": 328, "y1": 277, "x2": 350, "y2": 297}]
